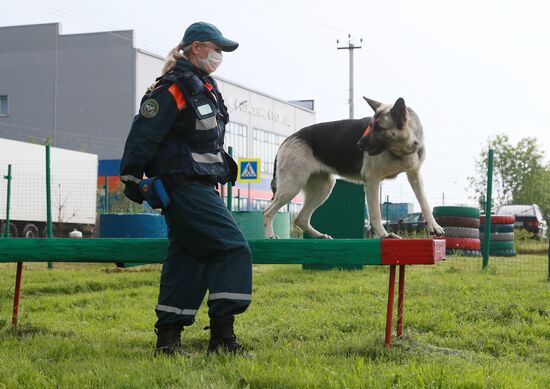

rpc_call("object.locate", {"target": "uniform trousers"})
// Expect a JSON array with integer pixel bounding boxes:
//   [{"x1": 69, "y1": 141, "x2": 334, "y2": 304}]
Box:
[{"x1": 155, "y1": 180, "x2": 252, "y2": 328}]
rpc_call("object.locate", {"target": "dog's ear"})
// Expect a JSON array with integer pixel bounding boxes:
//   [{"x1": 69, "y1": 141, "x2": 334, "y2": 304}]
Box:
[
  {"x1": 363, "y1": 97, "x2": 382, "y2": 112},
  {"x1": 390, "y1": 97, "x2": 408, "y2": 126}
]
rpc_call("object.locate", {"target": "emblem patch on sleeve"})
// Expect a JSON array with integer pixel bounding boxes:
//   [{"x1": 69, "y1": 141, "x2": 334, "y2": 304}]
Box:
[{"x1": 140, "y1": 99, "x2": 159, "y2": 118}]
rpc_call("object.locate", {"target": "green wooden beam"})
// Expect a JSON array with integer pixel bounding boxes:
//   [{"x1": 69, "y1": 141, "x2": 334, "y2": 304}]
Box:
[
  {"x1": 0, "y1": 238, "x2": 382, "y2": 265},
  {"x1": 0, "y1": 238, "x2": 167, "y2": 263},
  {"x1": 251, "y1": 239, "x2": 381, "y2": 265},
  {"x1": 0, "y1": 238, "x2": 445, "y2": 266}
]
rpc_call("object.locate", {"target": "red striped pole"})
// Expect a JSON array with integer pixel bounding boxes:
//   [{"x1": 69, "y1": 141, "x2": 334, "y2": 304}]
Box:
[
  {"x1": 397, "y1": 265, "x2": 406, "y2": 337},
  {"x1": 385, "y1": 265, "x2": 396, "y2": 347},
  {"x1": 11, "y1": 262, "x2": 23, "y2": 327}
]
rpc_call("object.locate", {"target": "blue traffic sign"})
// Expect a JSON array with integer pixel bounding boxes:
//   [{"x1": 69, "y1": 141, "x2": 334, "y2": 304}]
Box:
[{"x1": 238, "y1": 158, "x2": 261, "y2": 183}]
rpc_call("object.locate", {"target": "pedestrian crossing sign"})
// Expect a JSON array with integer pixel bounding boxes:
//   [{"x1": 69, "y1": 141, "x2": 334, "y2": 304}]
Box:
[{"x1": 237, "y1": 158, "x2": 261, "y2": 183}]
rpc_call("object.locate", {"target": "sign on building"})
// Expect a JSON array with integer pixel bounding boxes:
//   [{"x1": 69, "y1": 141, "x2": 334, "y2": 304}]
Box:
[{"x1": 237, "y1": 158, "x2": 261, "y2": 183}]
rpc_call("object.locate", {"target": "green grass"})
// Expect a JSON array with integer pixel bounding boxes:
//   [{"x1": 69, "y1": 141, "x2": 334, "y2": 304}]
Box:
[
  {"x1": 0, "y1": 257, "x2": 549, "y2": 388},
  {"x1": 514, "y1": 238, "x2": 548, "y2": 255}
]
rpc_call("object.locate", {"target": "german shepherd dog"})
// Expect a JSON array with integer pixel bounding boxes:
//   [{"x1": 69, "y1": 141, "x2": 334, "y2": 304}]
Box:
[{"x1": 263, "y1": 97, "x2": 445, "y2": 239}]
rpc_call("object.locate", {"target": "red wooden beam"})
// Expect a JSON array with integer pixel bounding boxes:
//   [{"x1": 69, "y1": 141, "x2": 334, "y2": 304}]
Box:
[{"x1": 381, "y1": 238, "x2": 446, "y2": 265}]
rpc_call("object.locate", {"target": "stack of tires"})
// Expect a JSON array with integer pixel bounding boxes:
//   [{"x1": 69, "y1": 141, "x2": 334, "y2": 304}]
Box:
[
  {"x1": 479, "y1": 215, "x2": 516, "y2": 257},
  {"x1": 433, "y1": 206, "x2": 481, "y2": 256}
]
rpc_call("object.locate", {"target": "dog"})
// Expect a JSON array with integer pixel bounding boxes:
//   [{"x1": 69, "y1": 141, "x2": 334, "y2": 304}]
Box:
[{"x1": 263, "y1": 97, "x2": 445, "y2": 239}]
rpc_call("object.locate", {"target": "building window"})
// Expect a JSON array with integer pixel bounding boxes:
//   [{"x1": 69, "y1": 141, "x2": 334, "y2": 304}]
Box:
[
  {"x1": 0, "y1": 95, "x2": 7, "y2": 116},
  {"x1": 252, "y1": 129, "x2": 286, "y2": 175},
  {"x1": 225, "y1": 122, "x2": 248, "y2": 161}
]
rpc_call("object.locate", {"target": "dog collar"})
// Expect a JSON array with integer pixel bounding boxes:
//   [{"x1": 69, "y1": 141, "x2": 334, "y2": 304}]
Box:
[{"x1": 362, "y1": 120, "x2": 373, "y2": 138}]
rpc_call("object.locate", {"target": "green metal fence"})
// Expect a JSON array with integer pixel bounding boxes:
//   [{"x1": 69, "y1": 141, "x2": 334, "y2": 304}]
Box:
[{"x1": 2, "y1": 146, "x2": 549, "y2": 277}]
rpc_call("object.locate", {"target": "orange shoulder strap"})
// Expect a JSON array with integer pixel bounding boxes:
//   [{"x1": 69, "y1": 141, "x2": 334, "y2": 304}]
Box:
[{"x1": 168, "y1": 83, "x2": 186, "y2": 110}]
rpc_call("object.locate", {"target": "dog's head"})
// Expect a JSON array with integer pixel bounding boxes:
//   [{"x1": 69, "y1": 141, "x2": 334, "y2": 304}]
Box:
[{"x1": 357, "y1": 97, "x2": 420, "y2": 157}]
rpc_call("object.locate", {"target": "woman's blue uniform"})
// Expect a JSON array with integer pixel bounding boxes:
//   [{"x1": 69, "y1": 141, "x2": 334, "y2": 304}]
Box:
[{"x1": 120, "y1": 58, "x2": 252, "y2": 331}]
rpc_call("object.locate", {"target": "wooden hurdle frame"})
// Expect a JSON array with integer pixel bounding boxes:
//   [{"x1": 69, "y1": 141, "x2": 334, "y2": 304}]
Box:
[{"x1": 0, "y1": 238, "x2": 445, "y2": 347}]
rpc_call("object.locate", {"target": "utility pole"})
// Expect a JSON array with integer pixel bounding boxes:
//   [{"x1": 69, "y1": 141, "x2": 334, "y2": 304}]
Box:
[{"x1": 337, "y1": 35, "x2": 362, "y2": 119}]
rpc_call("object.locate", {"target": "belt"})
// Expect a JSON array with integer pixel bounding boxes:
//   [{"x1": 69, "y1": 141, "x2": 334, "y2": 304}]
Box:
[{"x1": 162, "y1": 174, "x2": 217, "y2": 189}]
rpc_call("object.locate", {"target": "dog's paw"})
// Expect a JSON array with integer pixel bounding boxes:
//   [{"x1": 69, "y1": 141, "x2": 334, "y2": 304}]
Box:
[
  {"x1": 382, "y1": 233, "x2": 402, "y2": 239},
  {"x1": 303, "y1": 227, "x2": 333, "y2": 239},
  {"x1": 428, "y1": 224, "x2": 446, "y2": 237},
  {"x1": 266, "y1": 235, "x2": 280, "y2": 240}
]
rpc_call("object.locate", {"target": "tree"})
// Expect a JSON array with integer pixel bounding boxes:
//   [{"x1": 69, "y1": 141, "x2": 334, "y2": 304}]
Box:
[{"x1": 468, "y1": 134, "x2": 550, "y2": 215}]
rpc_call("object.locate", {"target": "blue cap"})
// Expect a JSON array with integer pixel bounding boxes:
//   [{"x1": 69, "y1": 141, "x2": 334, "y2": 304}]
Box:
[{"x1": 182, "y1": 22, "x2": 239, "y2": 52}]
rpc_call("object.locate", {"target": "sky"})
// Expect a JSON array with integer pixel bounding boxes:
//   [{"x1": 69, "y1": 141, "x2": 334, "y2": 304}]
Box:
[{"x1": 2, "y1": 0, "x2": 549, "y2": 208}]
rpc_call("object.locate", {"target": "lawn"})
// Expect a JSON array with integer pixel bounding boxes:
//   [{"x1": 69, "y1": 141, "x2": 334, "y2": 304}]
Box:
[{"x1": 0, "y1": 256, "x2": 549, "y2": 388}]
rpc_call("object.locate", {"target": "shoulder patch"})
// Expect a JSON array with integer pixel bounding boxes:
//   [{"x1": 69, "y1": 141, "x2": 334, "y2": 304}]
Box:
[{"x1": 140, "y1": 98, "x2": 159, "y2": 118}]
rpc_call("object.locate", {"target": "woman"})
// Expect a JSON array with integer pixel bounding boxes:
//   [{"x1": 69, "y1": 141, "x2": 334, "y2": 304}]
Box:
[{"x1": 120, "y1": 22, "x2": 252, "y2": 356}]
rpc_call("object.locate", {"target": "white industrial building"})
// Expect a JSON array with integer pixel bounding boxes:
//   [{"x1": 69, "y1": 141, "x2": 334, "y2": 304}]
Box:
[{"x1": 0, "y1": 23, "x2": 316, "y2": 207}]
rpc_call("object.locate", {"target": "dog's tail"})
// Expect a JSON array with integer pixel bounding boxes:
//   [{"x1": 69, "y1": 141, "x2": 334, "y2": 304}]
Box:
[{"x1": 270, "y1": 155, "x2": 278, "y2": 200}]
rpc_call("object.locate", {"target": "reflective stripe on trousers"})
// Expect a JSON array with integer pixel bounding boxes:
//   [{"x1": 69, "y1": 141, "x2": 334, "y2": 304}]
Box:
[
  {"x1": 208, "y1": 292, "x2": 252, "y2": 301},
  {"x1": 156, "y1": 304, "x2": 197, "y2": 316}
]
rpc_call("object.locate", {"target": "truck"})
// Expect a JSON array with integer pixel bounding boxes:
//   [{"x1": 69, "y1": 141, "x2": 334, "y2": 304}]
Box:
[{"x1": 0, "y1": 138, "x2": 98, "y2": 238}]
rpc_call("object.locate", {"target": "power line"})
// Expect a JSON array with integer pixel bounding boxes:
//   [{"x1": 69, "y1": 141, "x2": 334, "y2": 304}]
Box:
[
  {"x1": 15, "y1": 0, "x2": 173, "y2": 55},
  {"x1": 228, "y1": 0, "x2": 347, "y2": 35},
  {"x1": 59, "y1": 0, "x2": 176, "y2": 42},
  {"x1": 14, "y1": 0, "x2": 337, "y2": 101},
  {"x1": 220, "y1": 0, "x2": 465, "y2": 126},
  {"x1": 11, "y1": 0, "x2": 462, "y2": 128},
  {"x1": 265, "y1": 1, "x2": 346, "y2": 34}
]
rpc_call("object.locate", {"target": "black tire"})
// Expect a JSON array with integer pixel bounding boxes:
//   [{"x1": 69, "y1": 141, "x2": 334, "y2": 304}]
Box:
[
  {"x1": 1, "y1": 222, "x2": 18, "y2": 238},
  {"x1": 435, "y1": 216, "x2": 480, "y2": 228},
  {"x1": 42, "y1": 224, "x2": 59, "y2": 238},
  {"x1": 23, "y1": 224, "x2": 39, "y2": 238},
  {"x1": 488, "y1": 240, "x2": 515, "y2": 250},
  {"x1": 445, "y1": 237, "x2": 481, "y2": 250},
  {"x1": 446, "y1": 249, "x2": 482, "y2": 257},
  {"x1": 433, "y1": 206, "x2": 480, "y2": 218},
  {"x1": 479, "y1": 224, "x2": 514, "y2": 233},
  {"x1": 443, "y1": 227, "x2": 479, "y2": 238},
  {"x1": 480, "y1": 215, "x2": 515, "y2": 224},
  {"x1": 488, "y1": 249, "x2": 517, "y2": 257},
  {"x1": 479, "y1": 232, "x2": 514, "y2": 241}
]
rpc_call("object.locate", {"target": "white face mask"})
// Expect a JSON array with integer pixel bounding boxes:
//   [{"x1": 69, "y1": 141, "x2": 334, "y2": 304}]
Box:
[{"x1": 198, "y1": 48, "x2": 223, "y2": 73}]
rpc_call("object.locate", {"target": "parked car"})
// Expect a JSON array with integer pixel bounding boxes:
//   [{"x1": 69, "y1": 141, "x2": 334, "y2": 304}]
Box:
[
  {"x1": 495, "y1": 204, "x2": 548, "y2": 239},
  {"x1": 387, "y1": 212, "x2": 426, "y2": 234}
]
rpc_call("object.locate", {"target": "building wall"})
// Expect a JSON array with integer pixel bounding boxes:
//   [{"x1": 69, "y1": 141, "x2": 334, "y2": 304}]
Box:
[
  {"x1": 216, "y1": 77, "x2": 315, "y2": 161},
  {"x1": 0, "y1": 24, "x2": 135, "y2": 159},
  {"x1": 135, "y1": 49, "x2": 163, "y2": 112},
  {"x1": 1, "y1": 24, "x2": 315, "y2": 209},
  {"x1": 0, "y1": 24, "x2": 58, "y2": 144},
  {"x1": 214, "y1": 77, "x2": 314, "y2": 208},
  {"x1": 56, "y1": 30, "x2": 135, "y2": 158}
]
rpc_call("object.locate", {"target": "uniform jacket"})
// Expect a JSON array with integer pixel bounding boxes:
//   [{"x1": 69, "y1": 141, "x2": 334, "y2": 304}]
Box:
[{"x1": 120, "y1": 59, "x2": 238, "y2": 185}]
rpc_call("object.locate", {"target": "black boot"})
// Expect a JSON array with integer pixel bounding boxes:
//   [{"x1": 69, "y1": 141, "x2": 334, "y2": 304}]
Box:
[
  {"x1": 207, "y1": 316, "x2": 252, "y2": 357},
  {"x1": 155, "y1": 324, "x2": 183, "y2": 355}
]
